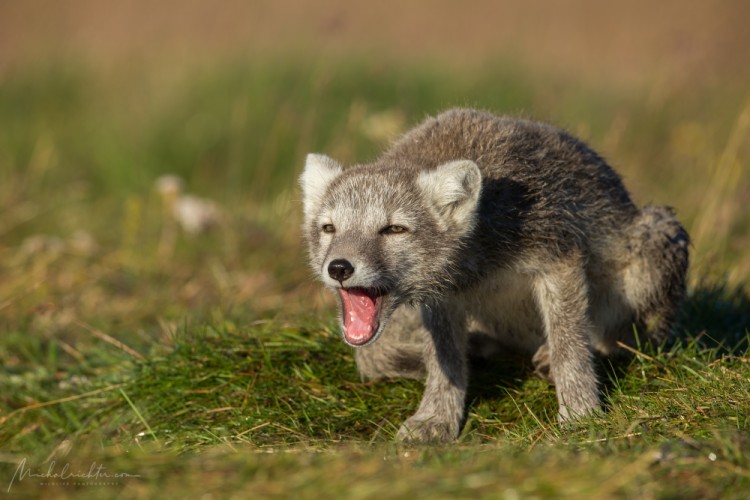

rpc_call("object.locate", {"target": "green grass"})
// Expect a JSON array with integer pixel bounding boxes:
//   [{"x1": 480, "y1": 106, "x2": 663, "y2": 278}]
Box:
[{"x1": 1, "y1": 56, "x2": 749, "y2": 498}]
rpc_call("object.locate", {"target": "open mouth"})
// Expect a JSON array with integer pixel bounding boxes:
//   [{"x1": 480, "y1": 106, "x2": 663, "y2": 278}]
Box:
[{"x1": 338, "y1": 287, "x2": 386, "y2": 346}]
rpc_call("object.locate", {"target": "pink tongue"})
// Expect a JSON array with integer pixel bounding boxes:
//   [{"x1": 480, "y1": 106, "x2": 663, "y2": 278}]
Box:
[{"x1": 339, "y1": 289, "x2": 379, "y2": 345}]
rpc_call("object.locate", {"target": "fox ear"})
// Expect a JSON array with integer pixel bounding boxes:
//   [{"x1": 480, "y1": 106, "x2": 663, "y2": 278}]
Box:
[
  {"x1": 299, "y1": 154, "x2": 343, "y2": 215},
  {"x1": 417, "y1": 160, "x2": 482, "y2": 228}
]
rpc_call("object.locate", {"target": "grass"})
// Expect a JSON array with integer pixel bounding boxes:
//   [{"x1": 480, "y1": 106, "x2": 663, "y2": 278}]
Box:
[{"x1": 1, "y1": 56, "x2": 749, "y2": 498}]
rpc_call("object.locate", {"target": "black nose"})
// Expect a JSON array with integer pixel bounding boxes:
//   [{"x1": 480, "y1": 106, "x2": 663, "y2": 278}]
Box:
[{"x1": 328, "y1": 259, "x2": 354, "y2": 282}]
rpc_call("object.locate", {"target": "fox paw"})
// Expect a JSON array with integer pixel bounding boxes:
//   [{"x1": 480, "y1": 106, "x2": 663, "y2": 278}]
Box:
[
  {"x1": 532, "y1": 343, "x2": 554, "y2": 384},
  {"x1": 557, "y1": 399, "x2": 601, "y2": 422},
  {"x1": 396, "y1": 415, "x2": 459, "y2": 444}
]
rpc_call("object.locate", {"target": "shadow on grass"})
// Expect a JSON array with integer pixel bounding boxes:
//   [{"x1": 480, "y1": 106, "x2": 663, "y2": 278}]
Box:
[
  {"x1": 466, "y1": 352, "x2": 534, "y2": 403},
  {"x1": 679, "y1": 281, "x2": 750, "y2": 353},
  {"x1": 464, "y1": 281, "x2": 750, "y2": 408}
]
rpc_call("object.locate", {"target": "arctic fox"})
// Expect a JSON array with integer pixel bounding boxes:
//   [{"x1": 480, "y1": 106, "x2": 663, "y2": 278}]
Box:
[{"x1": 300, "y1": 108, "x2": 689, "y2": 443}]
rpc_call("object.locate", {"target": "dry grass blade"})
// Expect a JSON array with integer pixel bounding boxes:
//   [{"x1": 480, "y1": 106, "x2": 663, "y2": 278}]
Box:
[
  {"x1": 0, "y1": 384, "x2": 126, "y2": 426},
  {"x1": 76, "y1": 320, "x2": 145, "y2": 361},
  {"x1": 615, "y1": 341, "x2": 657, "y2": 362}
]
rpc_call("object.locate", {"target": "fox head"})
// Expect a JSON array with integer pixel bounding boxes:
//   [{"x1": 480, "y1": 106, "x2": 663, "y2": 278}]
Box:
[{"x1": 299, "y1": 153, "x2": 482, "y2": 347}]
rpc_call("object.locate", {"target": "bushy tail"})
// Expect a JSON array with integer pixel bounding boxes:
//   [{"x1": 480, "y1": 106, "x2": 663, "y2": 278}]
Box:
[{"x1": 622, "y1": 205, "x2": 690, "y2": 344}]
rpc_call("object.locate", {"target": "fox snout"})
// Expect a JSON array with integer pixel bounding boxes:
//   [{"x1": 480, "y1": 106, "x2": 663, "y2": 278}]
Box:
[{"x1": 328, "y1": 258, "x2": 355, "y2": 283}]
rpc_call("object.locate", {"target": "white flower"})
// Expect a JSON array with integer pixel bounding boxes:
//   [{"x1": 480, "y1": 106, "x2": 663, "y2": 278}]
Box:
[
  {"x1": 173, "y1": 194, "x2": 220, "y2": 234},
  {"x1": 155, "y1": 174, "x2": 221, "y2": 234}
]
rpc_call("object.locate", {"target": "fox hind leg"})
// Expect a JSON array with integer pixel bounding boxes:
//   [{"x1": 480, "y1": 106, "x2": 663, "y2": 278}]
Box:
[{"x1": 354, "y1": 305, "x2": 427, "y2": 380}]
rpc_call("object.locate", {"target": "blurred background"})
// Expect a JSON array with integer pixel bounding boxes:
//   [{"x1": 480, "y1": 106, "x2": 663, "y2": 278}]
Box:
[
  {"x1": 3, "y1": 0, "x2": 749, "y2": 83},
  {"x1": 1, "y1": 0, "x2": 749, "y2": 342}
]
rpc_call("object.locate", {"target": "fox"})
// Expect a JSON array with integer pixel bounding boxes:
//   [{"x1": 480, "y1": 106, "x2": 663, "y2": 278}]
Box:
[{"x1": 299, "y1": 108, "x2": 689, "y2": 444}]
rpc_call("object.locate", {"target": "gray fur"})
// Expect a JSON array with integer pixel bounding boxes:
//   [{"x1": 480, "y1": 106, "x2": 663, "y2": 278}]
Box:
[{"x1": 300, "y1": 108, "x2": 689, "y2": 444}]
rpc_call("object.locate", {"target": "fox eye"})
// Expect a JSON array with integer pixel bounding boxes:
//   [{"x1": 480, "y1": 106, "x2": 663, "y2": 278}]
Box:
[
  {"x1": 381, "y1": 225, "x2": 408, "y2": 235},
  {"x1": 321, "y1": 224, "x2": 336, "y2": 234}
]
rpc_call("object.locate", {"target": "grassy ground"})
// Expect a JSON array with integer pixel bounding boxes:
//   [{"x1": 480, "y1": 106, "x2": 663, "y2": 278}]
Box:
[{"x1": 1, "y1": 57, "x2": 749, "y2": 498}]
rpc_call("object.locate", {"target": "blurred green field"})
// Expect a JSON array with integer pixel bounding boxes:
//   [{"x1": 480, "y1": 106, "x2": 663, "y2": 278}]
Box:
[{"x1": 1, "y1": 56, "x2": 749, "y2": 498}]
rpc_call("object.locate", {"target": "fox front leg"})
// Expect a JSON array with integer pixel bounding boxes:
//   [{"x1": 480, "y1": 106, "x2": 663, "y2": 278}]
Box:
[
  {"x1": 533, "y1": 254, "x2": 600, "y2": 420},
  {"x1": 396, "y1": 301, "x2": 468, "y2": 444}
]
